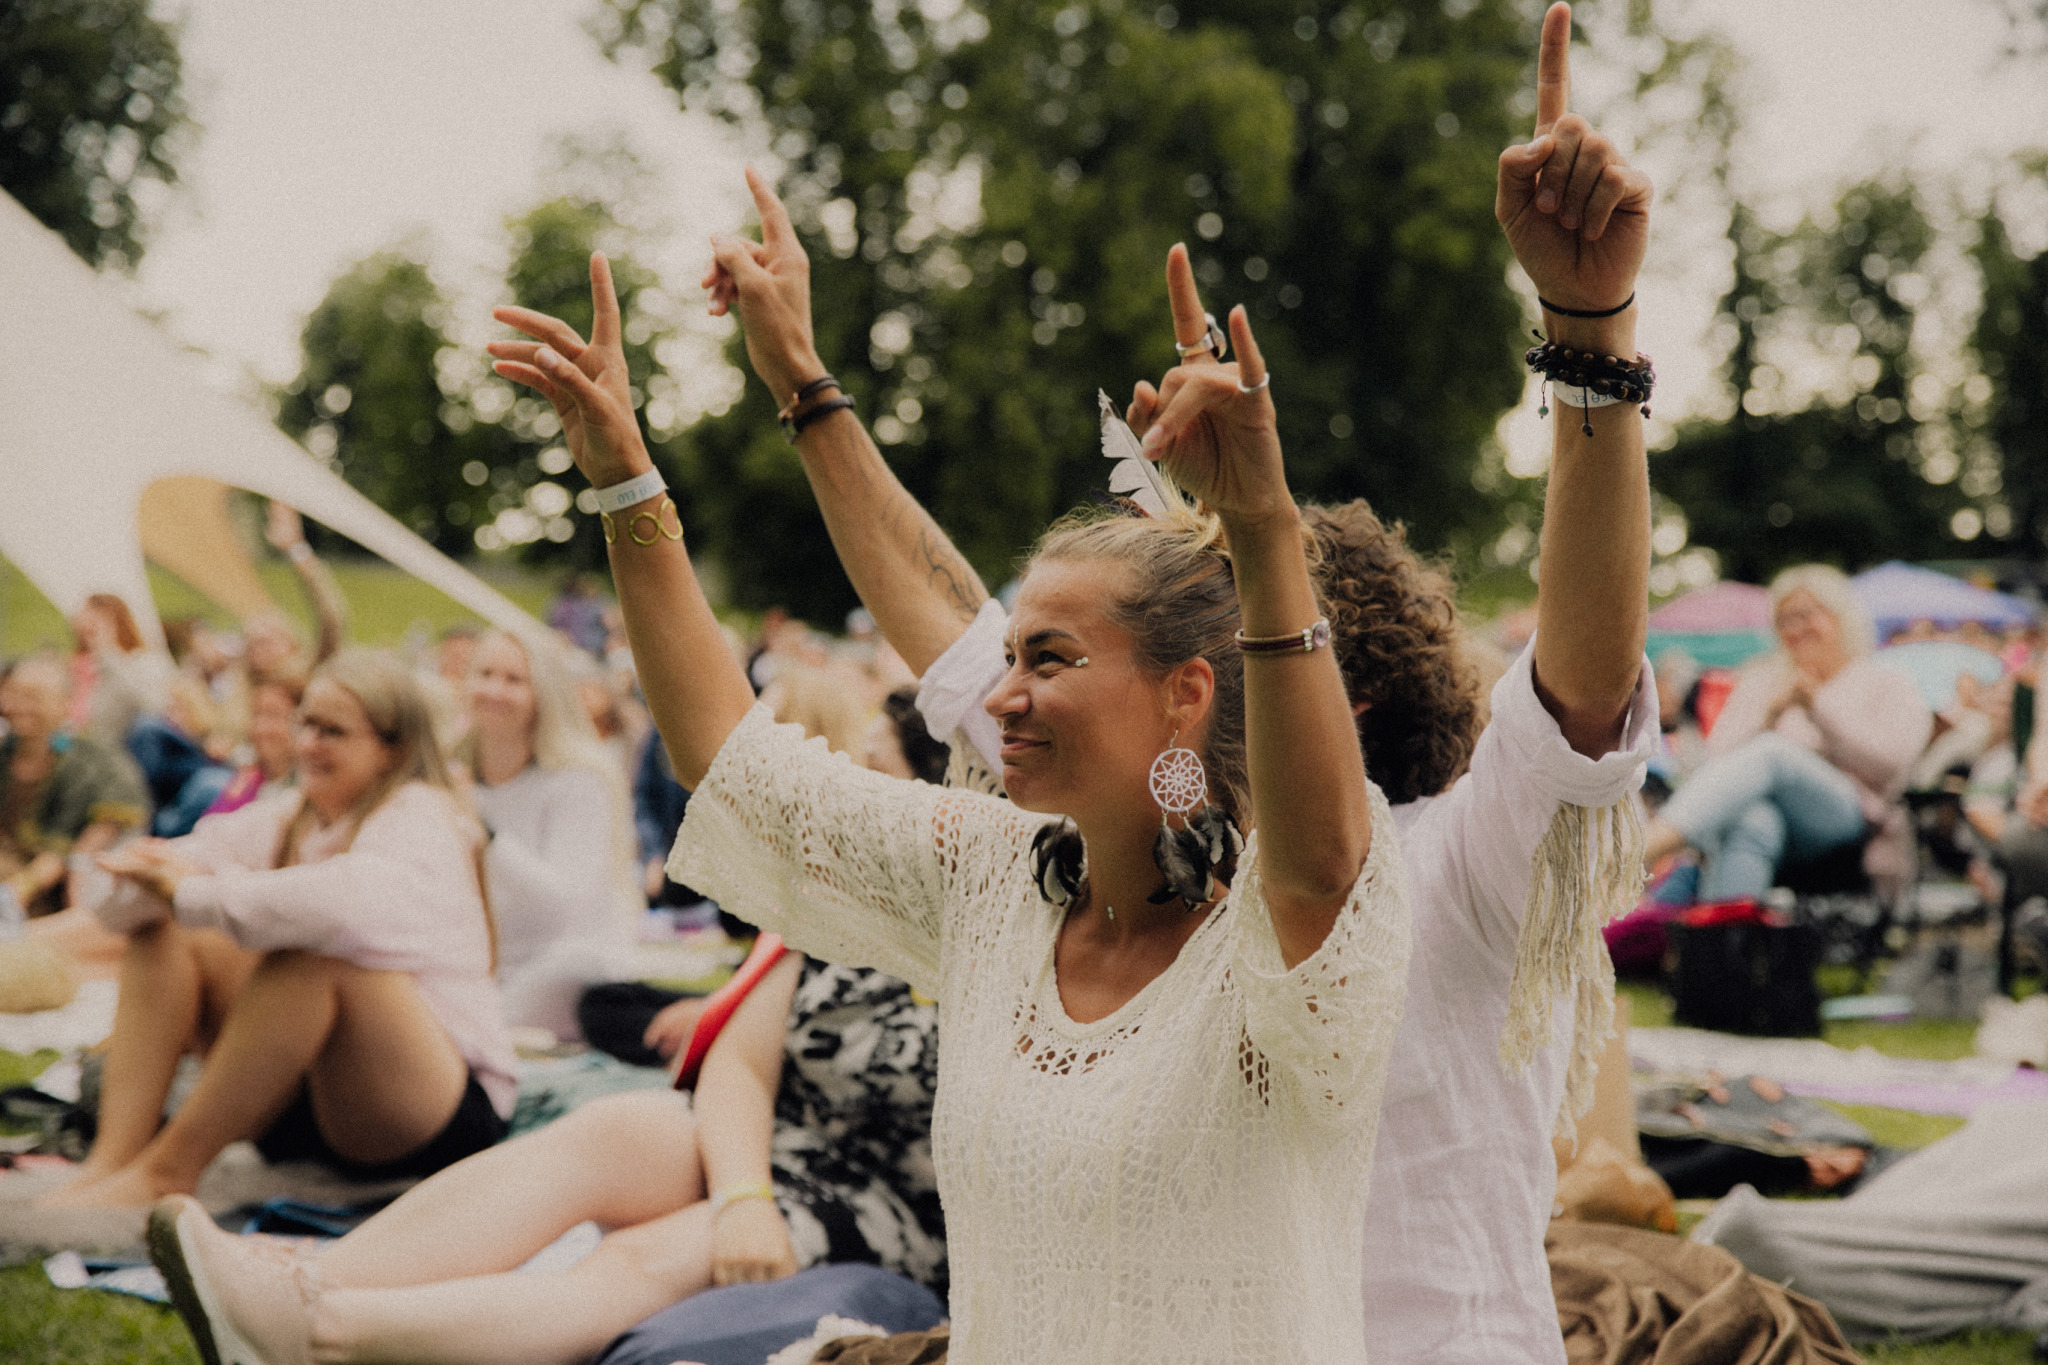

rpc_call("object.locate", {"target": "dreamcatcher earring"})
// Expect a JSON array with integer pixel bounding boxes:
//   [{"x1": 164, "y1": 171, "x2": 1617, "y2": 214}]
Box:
[{"x1": 1148, "y1": 731, "x2": 1243, "y2": 907}]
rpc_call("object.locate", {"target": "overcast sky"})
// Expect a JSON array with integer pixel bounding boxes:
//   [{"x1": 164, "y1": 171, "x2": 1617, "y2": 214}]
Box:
[{"x1": 127, "y1": 0, "x2": 2048, "y2": 452}]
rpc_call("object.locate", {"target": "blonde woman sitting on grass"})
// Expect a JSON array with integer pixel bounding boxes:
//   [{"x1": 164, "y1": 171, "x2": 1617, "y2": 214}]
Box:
[{"x1": 44, "y1": 651, "x2": 513, "y2": 1210}]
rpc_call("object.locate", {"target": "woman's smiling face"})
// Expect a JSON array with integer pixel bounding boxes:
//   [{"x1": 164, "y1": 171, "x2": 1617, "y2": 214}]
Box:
[{"x1": 983, "y1": 558, "x2": 1187, "y2": 824}]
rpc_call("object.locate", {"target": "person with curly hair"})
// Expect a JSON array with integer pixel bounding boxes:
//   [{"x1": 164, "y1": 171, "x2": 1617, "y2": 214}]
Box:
[
  {"x1": 1304, "y1": 500, "x2": 1481, "y2": 806},
  {"x1": 704, "y1": 8, "x2": 1656, "y2": 1359}
]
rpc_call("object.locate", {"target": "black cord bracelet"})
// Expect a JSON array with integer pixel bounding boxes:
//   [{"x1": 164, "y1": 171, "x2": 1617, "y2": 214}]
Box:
[
  {"x1": 777, "y1": 374, "x2": 843, "y2": 441},
  {"x1": 791, "y1": 374, "x2": 839, "y2": 406},
  {"x1": 1538, "y1": 292, "x2": 1635, "y2": 319},
  {"x1": 789, "y1": 394, "x2": 856, "y2": 437}
]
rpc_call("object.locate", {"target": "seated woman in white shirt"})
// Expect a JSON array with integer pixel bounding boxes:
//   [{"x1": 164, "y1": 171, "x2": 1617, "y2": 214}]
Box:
[
  {"x1": 459, "y1": 630, "x2": 641, "y2": 1040},
  {"x1": 43, "y1": 651, "x2": 515, "y2": 1210}
]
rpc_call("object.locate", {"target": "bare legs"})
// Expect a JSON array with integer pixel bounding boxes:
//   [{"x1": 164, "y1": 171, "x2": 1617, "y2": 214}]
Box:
[
  {"x1": 308, "y1": 1089, "x2": 711, "y2": 1365},
  {"x1": 51, "y1": 920, "x2": 255, "y2": 1197},
  {"x1": 47, "y1": 924, "x2": 470, "y2": 1209}
]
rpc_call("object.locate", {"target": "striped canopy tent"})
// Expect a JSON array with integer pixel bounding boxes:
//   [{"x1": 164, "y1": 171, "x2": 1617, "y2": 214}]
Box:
[
  {"x1": 1646, "y1": 581, "x2": 1773, "y2": 669},
  {"x1": 0, "y1": 190, "x2": 540, "y2": 652}
]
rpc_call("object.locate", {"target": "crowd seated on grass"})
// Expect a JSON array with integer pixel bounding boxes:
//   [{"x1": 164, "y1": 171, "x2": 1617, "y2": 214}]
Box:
[{"x1": 0, "y1": 655, "x2": 149, "y2": 921}]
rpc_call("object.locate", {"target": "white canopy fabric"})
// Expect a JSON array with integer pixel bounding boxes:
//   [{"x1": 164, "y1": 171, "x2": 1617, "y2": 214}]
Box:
[{"x1": 0, "y1": 189, "x2": 539, "y2": 651}]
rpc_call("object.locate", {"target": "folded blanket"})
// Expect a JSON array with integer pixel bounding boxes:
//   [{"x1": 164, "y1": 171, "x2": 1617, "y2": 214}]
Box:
[{"x1": 1547, "y1": 1222, "x2": 1861, "y2": 1365}]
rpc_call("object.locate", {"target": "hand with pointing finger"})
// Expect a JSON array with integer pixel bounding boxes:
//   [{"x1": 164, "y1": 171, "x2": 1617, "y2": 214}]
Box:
[
  {"x1": 488, "y1": 256, "x2": 654, "y2": 490},
  {"x1": 1126, "y1": 243, "x2": 1290, "y2": 527},
  {"x1": 701, "y1": 168, "x2": 826, "y2": 409},
  {"x1": 1495, "y1": 2, "x2": 1652, "y2": 323}
]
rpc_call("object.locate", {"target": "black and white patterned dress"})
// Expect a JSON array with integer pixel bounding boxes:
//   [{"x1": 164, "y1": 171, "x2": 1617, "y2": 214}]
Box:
[{"x1": 771, "y1": 959, "x2": 947, "y2": 1298}]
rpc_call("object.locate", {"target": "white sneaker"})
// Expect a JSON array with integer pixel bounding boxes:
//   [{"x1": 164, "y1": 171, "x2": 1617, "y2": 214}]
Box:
[{"x1": 147, "y1": 1194, "x2": 317, "y2": 1365}]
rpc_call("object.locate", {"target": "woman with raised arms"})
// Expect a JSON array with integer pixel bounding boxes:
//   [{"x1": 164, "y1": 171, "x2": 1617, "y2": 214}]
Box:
[{"x1": 478, "y1": 223, "x2": 1407, "y2": 1356}]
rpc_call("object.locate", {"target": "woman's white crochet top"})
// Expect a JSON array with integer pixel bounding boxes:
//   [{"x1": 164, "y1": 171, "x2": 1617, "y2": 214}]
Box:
[{"x1": 670, "y1": 707, "x2": 1412, "y2": 1364}]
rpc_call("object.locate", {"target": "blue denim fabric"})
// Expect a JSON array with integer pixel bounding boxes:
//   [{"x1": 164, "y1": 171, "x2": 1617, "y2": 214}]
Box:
[
  {"x1": 1662, "y1": 732, "x2": 1868, "y2": 900},
  {"x1": 596, "y1": 1264, "x2": 945, "y2": 1365}
]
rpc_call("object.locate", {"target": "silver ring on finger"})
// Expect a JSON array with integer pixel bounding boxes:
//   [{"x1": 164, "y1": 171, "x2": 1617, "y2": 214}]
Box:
[
  {"x1": 1175, "y1": 312, "x2": 1228, "y2": 362},
  {"x1": 1237, "y1": 371, "x2": 1271, "y2": 395}
]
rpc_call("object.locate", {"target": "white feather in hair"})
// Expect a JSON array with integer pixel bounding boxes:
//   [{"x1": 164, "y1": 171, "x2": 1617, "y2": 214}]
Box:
[{"x1": 1098, "y1": 389, "x2": 1171, "y2": 519}]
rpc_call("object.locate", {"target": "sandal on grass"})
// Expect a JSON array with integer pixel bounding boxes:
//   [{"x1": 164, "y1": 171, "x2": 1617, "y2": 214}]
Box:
[{"x1": 147, "y1": 1194, "x2": 317, "y2": 1365}]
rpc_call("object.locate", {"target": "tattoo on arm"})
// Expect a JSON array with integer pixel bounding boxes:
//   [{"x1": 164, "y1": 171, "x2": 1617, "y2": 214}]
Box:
[{"x1": 916, "y1": 519, "x2": 986, "y2": 621}]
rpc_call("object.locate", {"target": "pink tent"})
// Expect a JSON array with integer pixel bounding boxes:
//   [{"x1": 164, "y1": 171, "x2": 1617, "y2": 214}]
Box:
[{"x1": 1648, "y1": 582, "x2": 1771, "y2": 633}]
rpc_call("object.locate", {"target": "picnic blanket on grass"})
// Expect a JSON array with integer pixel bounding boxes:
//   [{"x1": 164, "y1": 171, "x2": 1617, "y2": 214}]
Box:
[
  {"x1": 1693, "y1": 1099, "x2": 2048, "y2": 1342},
  {"x1": 1631, "y1": 1027, "x2": 2048, "y2": 1117},
  {"x1": 0, "y1": 1051, "x2": 669, "y2": 1266}
]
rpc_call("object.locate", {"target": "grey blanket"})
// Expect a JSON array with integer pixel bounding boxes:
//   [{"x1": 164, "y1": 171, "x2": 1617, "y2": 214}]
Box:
[{"x1": 1693, "y1": 1099, "x2": 2048, "y2": 1341}]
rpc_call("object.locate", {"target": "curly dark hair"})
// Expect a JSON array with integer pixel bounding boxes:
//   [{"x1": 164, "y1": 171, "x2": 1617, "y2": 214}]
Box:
[{"x1": 1303, "y1": 501, "x2": 1480, "y2": 804}]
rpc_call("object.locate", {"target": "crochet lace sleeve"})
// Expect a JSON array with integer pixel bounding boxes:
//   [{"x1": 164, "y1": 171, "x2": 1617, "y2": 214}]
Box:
[
  {"x1": 667, "y1": 704, "x2": 1007, "y2": 998},
  {"x1": 1230, "y1": 781, "x2": 1412, "y2": 1128}
]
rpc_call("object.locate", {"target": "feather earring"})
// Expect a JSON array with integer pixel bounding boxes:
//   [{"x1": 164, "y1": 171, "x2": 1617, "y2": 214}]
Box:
[
  {"x1": 1030, "y1": 817, "x2": 1087, "y2": 910},
  {"x1": 1099, "y1": 390, "x2": 1172, "y2": 519}
]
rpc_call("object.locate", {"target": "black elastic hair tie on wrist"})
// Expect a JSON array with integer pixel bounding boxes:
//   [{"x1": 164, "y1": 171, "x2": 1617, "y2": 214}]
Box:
[{"x1": 1538, "y1": 292, "x2": 1635, "y2": 319}]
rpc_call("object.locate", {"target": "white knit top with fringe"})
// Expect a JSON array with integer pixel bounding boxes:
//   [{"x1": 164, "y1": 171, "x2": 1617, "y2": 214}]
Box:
[
  {"x1": 916, "y1": 620, "x2": 1657, "y2": 1365},
  {"x1": 670, "y1": 705, "x2": 1412, "y2": 1365}
]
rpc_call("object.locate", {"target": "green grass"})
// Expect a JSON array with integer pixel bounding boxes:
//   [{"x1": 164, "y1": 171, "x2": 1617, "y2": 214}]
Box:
[
  {"x1": 1863, "y1": 1331, "x2": 2039, "y2": 1364},
  {"x1": 2, "y1": 553, "x2": 563, "y2": 657},
  {"x1": 0, "y1": 1264, "x2": 197, "y2": 1365}
]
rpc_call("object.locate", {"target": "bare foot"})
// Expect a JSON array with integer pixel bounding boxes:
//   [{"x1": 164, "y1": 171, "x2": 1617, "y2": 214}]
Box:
[{"x1": 37, "y1": 1162, "x2": 185, "y2": 1210}]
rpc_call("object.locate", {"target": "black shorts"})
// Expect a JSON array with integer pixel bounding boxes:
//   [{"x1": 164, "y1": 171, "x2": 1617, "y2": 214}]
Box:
[{"x1": 255, "y1": 1072, "x2": 508, "y2": 1181}]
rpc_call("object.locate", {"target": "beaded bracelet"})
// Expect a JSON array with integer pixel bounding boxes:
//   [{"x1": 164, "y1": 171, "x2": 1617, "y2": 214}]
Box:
[{"x1": 1524, "y1": 336, "x2": 1655, "y2": 435}]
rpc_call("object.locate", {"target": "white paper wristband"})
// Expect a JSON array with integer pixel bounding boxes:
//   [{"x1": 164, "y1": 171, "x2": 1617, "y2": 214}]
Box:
[
  {"x1": 1550, "y1": 383, "x2": 1625, "y2": 410},
  {"x1": 590, "y1": 468, "x2": 668, "y2": 514}
]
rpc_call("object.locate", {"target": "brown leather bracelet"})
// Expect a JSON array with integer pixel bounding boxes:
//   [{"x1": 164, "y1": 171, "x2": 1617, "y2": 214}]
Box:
[{"x1": 1235, "y1": 618, "x2": 1332, "y2": 655}]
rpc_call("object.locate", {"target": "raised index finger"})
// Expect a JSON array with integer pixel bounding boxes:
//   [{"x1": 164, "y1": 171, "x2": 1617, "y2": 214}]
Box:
[
  {"x1": 1165, "y1": 243, "x2": 1216, "y2": 362},
  {"x1": 589, "y1": 252, "x2": 622, "y2": 349},
  {"x1": 1536, "y1": 2, "x2": 1572, "y2": 136},
  {"x1": 744, "y1": 165, "x2": 798, "y2": 251}
]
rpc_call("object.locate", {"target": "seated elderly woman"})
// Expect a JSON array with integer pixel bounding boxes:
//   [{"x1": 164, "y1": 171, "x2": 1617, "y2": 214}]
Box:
[
  {"x1": 42, "y1": 650, "x2": 514, "y2": 1210},
  {"x1": 1644, "y1": 565, "x2": 1932, "y2": 900}
]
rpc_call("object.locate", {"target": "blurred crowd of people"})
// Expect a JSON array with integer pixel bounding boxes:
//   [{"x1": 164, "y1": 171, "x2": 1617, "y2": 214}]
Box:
[
  {"x1": 1635, "y1": 563, "x2": 2048, "y2": 977},
  {"x1": 0, "y1": 502, "x2": 954, "y2": 1220}
]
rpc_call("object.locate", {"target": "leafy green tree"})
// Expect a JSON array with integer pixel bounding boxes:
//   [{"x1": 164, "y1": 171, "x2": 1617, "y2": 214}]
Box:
[
  {"x1": 1653, "y1": 182, "x2": 1969, "y2": 582},
  {"x1": 1967, "y1": 165, "x2": 2048, "y2": 555},
  {"x1": 0, "y1": 0, "x2": 189, "y2": 269},
  {"x1": 274, "y1": 251, "x2": 483, "y2": 557},
  {"x1": 594, "y1": 0, "x2": 1651, "y2": 620}
]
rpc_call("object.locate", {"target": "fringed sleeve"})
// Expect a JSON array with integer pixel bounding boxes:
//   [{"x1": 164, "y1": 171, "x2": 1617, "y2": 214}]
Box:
[{"x1": 1501, "y1": 798, "x2": 1645, "y2": 1144}]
